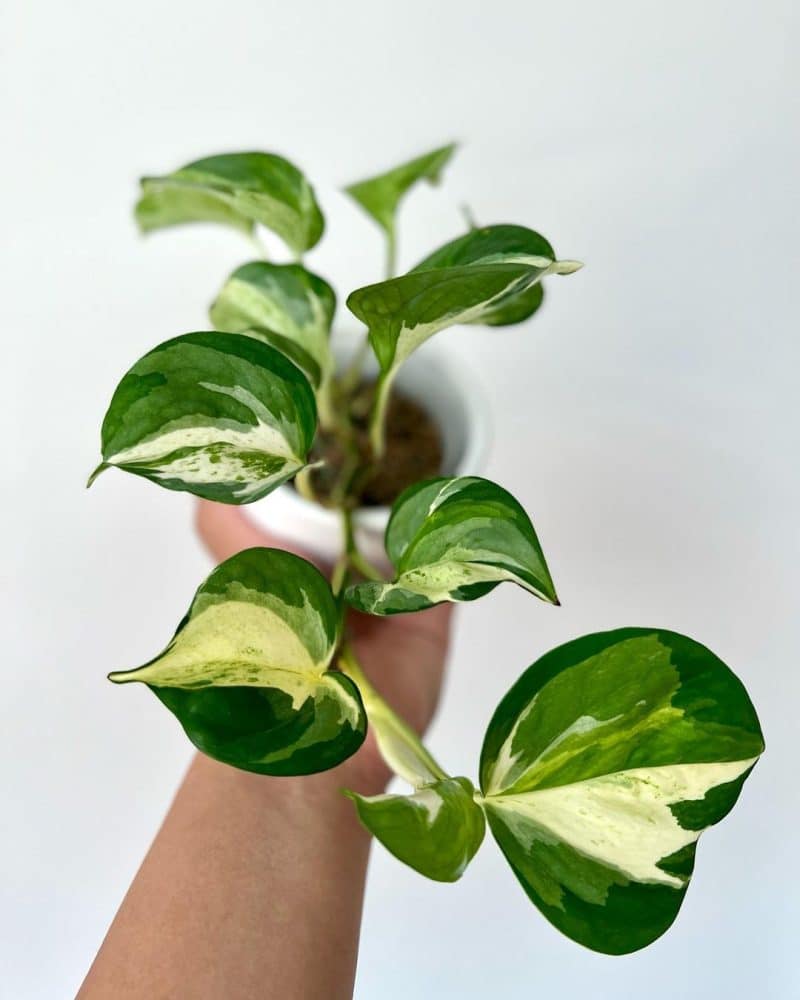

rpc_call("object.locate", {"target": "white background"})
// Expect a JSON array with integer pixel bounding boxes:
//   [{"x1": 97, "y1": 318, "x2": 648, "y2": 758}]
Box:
[{"x1": 3, "y1": 1, "x2": 798, "y2": 996}]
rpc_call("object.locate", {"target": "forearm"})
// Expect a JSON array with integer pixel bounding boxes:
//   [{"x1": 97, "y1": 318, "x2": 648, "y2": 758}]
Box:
[{"x1": 80, "y1": 752, "x2": 382, "y2": 1000}]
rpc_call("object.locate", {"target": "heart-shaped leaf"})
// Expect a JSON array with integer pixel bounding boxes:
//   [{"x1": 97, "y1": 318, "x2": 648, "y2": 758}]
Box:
[
  {"x1": 347, "y1": 224, "x2": 580, "y2": 375},
  {"x1": 344, "y1": 143, "x2": 456, "y2": 236},
  {"x1": 345, "y1": 477, "x2": 558, "y2": 615},
  {"x1": 340, "y1": 647, "x2": 484, "y2": 881},
  {"x1": 347, "y1": 226, "x2": 580, "y2": 449},
  {"x1": 135, "y1": 152, "x2": 324, "y2": 253},
  {"x1": 479, "y1": 628, "x2": 764, "y2": 954},
  {"x1": 209, "y1": 262, "x2": 336, "y2": 394},
  {"x1": 346, "y1": 777, "x2": 485, "y2": 883},
  {"x1": 411, "y1": 224, "x2": 555, "y2": 326},
  {"x1": 89, "y1": 332, "x2": 317, "y2": 504},
  {"x1": 109, "y1": 548, "x2": 366, "y2": 775}
]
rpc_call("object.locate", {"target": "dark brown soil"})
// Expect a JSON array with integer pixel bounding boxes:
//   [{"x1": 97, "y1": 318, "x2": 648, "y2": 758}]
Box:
[{"x1": 302, "y1": 381, "x2": 443, "y2": 507}]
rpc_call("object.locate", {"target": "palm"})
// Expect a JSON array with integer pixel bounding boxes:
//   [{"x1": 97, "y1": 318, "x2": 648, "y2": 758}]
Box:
[{"x1": 195, "y1": 501, "x2": 452, "y2": 783}]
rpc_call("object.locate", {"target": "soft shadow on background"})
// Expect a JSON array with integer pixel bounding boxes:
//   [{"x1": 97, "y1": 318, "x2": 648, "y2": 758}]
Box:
[{"x1": 4, "y1": 1, "x2": 797, "y2": 996}]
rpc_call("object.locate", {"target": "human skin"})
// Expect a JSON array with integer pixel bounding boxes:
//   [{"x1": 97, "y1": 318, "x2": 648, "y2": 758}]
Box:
[{"x1": 79, "y1": 501, "x2": 451, "y2": 1000}]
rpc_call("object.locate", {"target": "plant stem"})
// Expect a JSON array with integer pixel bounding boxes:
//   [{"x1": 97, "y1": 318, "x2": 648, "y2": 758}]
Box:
[
  {"x1": 331, "y1": 508, "x2": 356, "y2": 597},
  {"x1": 368, "y1": 370, "x2": 394, "y2": 458},
  {"x1": 349, "y1": 551, "x2": 382, "y2": 581},
  {"x1": 338, "y1": 643, "x2": 448, "y2": 783},
  {"x1": 386, "y1": 226, "x2": 397, "y2": 280},
  {"x1": 338, "y1": 335, "x2": 372, "y2": 397},
  {"x1": 294, "y1": 466, "x2": 318, "y2": 504},
  {"x1": 247, "y1": 231, "x2": 270, "y2": 260}
]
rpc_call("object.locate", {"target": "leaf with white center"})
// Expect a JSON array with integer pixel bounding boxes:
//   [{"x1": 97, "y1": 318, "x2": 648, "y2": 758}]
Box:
[
  {"x1": 109, "y1": 548, "x2": 366, "y2": 775},
  {"x1": 209, "y1": 262, "x2": 335, "y2": 407},
  {"x1": 90, "y1": 332, "x2": 316, "y2": 504},
  {"x1": 135, "y1": 151, "x2": 324, "y2": 253},
  {"x1": 345, "y1": 476, "x2": 558, "y2": 615},
  {"x1": 479, "y1": 628, "x2": 764, "y2": 954},
  {"x1": 344, "y1": 142, "x2": 456, "y2": 237},
  {"x1": 340, "y1": 646, "x2": 484, "y2": 881},
  {"x1": 346, "y1": 778, "x2": 485, "y2": 883}
]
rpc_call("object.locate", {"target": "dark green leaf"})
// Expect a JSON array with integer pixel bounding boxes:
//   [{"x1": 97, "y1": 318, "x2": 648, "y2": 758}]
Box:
[
  {"x1": 109, "y1": 548, "x2": 366, "y2": 775},
  {"x1": 135, "y1": 152, "x2": 324, "y2": 253},
  {"x1": 480, "y1": 628, "x2": 764, "y2": 954},
  {"x1": 90, "y1": 332, "x2": 316, "y2": 504},
  {"x1": 346, "y1": 476, "x2": 558, "y2": 615}
]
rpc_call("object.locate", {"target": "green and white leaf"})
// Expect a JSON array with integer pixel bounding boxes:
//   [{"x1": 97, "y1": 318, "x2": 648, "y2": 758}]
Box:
[
  {"x1": 347, "y1": 224, "x2": 579, "y2": 375},
  {"x1": 109, "y1": 548, "x2": 366, "y2": 776},
  {"x1": 90, "y1": 332, "x2": 317, "y2": 504},
  {"x1": 410, "y1": 223, "x2": 554, "y2": 326},
  {"x1": 344, "y1": 142, "x2": 456, "y2": 235},
  {"x1": 209, "y1": 262, "x2": 336, "y2": 422},
  {"x1": 340, "y1": 647, "x2": 484, "y2": 881},
  {"x1": 346, "y1": 476, "x2": 558, "y2": 615},
  {"x1": 346, "y1": 225, "x2": 580, "y2": 448},
  {"x1": 346, "y1": 777, "x2": 485, "y2": 883},
  {"x1": 479, "y1": 628, "x2": 764, "y2": 954},
  {"x1": 135, "y1": 151, "x2": 324, "y2": 253}
]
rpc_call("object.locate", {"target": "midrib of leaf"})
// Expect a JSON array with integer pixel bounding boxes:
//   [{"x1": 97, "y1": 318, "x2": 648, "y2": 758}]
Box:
[{"x1": 489, "y1": 702, "x2": 685, "y2": 797}]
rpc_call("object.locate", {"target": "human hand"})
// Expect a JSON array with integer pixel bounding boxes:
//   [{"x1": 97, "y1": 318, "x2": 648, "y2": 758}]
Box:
[{"x1": 195, "y1": 500, "x2": 453, "y2": 793}]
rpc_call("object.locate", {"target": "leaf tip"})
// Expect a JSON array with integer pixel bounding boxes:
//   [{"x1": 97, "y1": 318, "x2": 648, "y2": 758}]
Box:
[
  {"x1": 553, "y1": 259, "x2": 584, "y2": 275},
  {"x1": 86, "y1": 462, "x2": 110, "y2": 489}
]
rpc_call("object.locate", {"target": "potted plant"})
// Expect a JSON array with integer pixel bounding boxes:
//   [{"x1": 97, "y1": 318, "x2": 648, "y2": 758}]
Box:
[{"x1": 89, "y1": 144, "x2": 764, "y2": 955}]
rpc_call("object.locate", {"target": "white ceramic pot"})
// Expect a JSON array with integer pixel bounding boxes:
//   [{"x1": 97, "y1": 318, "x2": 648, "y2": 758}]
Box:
[{"x1": 248, "y1": 341, "x2": 491, "y2": 566}]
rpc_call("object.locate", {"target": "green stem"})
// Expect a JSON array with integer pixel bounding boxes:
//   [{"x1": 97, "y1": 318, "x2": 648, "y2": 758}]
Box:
[
  {"x1": 331, "y1": 508, "x2": 356, "y2": 597},
  {"x1": 247, "y1": 231, "x2": 270, "y2": 260},
  {"x1": 338, "y1": 335, "x2": 372, "y2": 397},
  {"x1": 338, "y1": 643, "x2": 448, "y2": 782},
  {"x1": 368, "y1": 369, "x2": 394, "y2": 459},
  {"x1": 349, "y1": 551, "x2": 383, "y2": 581},
  {"x1": 386, "y1": 226, "x2": 397, "y2": 280}
]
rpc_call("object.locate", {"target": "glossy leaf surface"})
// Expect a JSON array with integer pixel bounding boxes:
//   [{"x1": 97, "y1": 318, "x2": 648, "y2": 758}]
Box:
[
  {"x1": 480, "y1": 628, "x2": 764, "y2": 954},
  {"x1": 90, "y1": 332, "x2": 316, "y2": 504},
  {"x1": 347, "y1": 777, "x2": 485, "y2": 882},
  {"x1": 347, "y1": 225, "x2": 580, "y2": 377},
  {"x1": 341, "y1": 648, "x2": 484, "y2": 881},
  {"x1": 210, "y1": 262, "x2": 335, "y2": 390},
  {"x1": 109, "y1": 548, "x2": 365, "y2": 775},
  {"x1": 346, "y1": 477, "x2": 558, "y2": 615},
  {"x1": 135, "y1": 152, "x2": 324, "y2": 253}
]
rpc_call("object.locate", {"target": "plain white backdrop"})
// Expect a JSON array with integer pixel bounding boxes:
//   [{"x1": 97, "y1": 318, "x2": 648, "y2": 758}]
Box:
[{"x1": 3, "y1": 1, "x2": 798, "y2": 996}]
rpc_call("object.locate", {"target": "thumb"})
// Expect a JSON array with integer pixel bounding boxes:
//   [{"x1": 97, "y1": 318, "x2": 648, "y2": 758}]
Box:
[{"x1": 194, "y1": 500, "x2": 322, "y2": 567}]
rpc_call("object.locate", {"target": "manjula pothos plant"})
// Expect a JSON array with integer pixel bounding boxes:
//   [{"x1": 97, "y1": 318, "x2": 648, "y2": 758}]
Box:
[{"x1": 90, "y1": 144, "x2": 764, "y2": 955}]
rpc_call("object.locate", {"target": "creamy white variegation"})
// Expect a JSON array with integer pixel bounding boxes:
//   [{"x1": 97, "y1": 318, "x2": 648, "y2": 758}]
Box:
[
  {"x1": 214, "y1": 277, "x2": 333, "y2": 376},
  {"x1": 402, "y1": 559, "x2": 548, "y2": 604},
  {"x1": 346, "y1": 654, "x2": 446, "y2": 786},
  {"x1": 485, "y1": 757, "x2": 757, "y2": 889},
  {"x1": 111, "y1": 583, "x2": 360, "y2": 726},
  {"x1": 486, "y1": 699, "x2": 634, "y2": 796},
  {"x1": 104, "y1": 382, "x2": 305, "y2": 501}
]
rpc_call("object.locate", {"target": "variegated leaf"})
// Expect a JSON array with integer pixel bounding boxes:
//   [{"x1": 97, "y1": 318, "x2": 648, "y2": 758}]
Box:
[
  {"x1": 347, "y1": 224, "x2": 580, "y2": 376},
  {"x1": 479, "y1": 628, "x2": 764, "y2": 954},
  {"x1": 340, "y1": 647, "x2": 484, "y2": 881},
  {"x1": 135, "y1": 152, "x2": 324, "y2": 253},
  {"x1": 346, "y1": 477, "x2": 558, "y2": 615},
  {"x1": 346, "y1": 777, "x2": 485, "y2": 883},
  {"x1": 344, "y1": 142, "x2": 456, "y2": 236},
  {"x1": 89, "y1": 332, "x2": 316, "y2": 504},
  {"x1": 411, "y1": 224, "x2": 555, "y2": 326},
  {"x1": 209, "y1": 261, "x2": 335, "y2": 402},
  {"x1": 109, "y1": 548, "x2": 366, "y2": 775}
]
